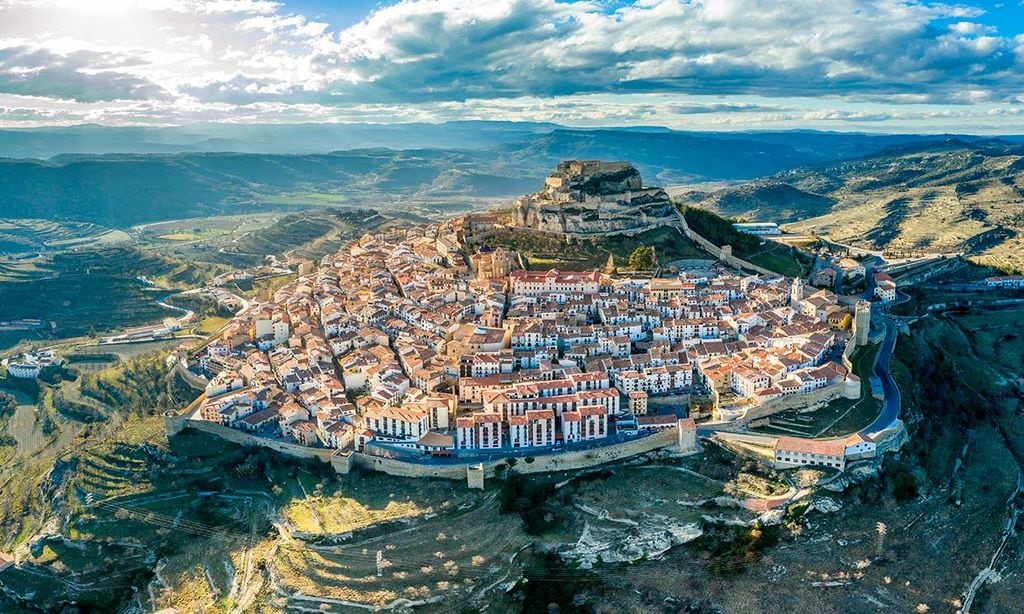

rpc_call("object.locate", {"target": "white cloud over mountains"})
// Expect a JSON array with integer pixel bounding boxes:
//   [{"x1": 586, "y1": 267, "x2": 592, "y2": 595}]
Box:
[{"x1": 0, "y1": 0, "x2": 1022, "y2": 129}]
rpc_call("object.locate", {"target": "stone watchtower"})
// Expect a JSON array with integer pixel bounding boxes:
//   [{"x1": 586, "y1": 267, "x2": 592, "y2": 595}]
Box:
[
  {"x1": 854, "y1": 300, "x2": 871, "y2": 346},
  {"x1": 467, "y1": 463, "x2": 485, "y2": 489}
]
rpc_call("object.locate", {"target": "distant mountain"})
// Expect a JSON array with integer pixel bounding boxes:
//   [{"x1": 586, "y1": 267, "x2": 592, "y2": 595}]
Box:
[
  {"x1": 0, "y1": 124, "x2": 1010, "y2": 230},
  {"x1": 0, "y1": 121, "x2": 978, "y2": 161},
  {"x1": 0, "y1": 121, "x2": 563, "y2": 159},
  {"x1": 496, "y1": 129, "x2": 822, "y2": 184},
  {"x1": 0, "y1": 148, "x2": 545, "y2": 226},
  {"x1": 696, "y1": 139, "x2": 1024, "y2": 272}
]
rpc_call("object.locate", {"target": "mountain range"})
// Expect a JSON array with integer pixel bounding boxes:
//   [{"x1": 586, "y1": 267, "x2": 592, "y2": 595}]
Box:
[
  {"x1": 0, "y1": 122, "x2": 982, "y2": 160},
  {"x1": 0, "y1": 123, "x2": 994, "y2": 228}
]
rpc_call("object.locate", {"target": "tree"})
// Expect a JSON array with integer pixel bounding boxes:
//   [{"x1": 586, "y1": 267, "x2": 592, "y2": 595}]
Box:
[
  {"x1": 628, "y1": 245, "x2": 655, "y2": 270},
  {"x1": 0, "y1": 392, "x2": 16, "y2": 419}
]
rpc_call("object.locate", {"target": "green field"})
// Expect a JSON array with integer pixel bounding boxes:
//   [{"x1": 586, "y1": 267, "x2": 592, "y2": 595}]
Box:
[{"x1": 745, "y1": 244, "x2": 812, "y2": 277}]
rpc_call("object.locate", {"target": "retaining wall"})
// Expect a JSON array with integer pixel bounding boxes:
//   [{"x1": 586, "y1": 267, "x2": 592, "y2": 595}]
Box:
[
  {"x1": 170, "y1": 418, "x2": 688, "y2": 481},
  {"x1": 870, "y1": 419, "x2": 909, "y2": 453},
  {"x1": 182, "y1": 419, "x2": 336, "y2": 462}
]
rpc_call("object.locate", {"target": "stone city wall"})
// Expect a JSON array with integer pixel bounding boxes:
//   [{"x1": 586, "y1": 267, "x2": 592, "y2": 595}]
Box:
[
  {"x1": 169, "y1": 416, "x2": 688, "y2": 481},
  {"x1": 180, "y1": 418, "x2": 336, "y2": 463},
  {"x1": 174, "y1": 361, "x2": 209, "y2": 391},
  {"x1": 353, "y1": 427, "x2": 682, "y2": 480},
  {"x1": 842, "y1": 337, "x2": 857, "y2": 372},
  {"x1": 680, "y1": 225, "x2": 779, "y2": 277}
]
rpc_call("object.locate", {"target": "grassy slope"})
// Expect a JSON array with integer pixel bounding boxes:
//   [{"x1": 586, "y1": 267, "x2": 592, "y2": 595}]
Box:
[
  {"x1": 0, "y1": 247, "x2": 223, "y2": 350},
  {"x1": 681, "y1": 205, "x2": 811, "y2": 277},
  {"x1": 484, "y1": 225, "x2": 706, "y2": 271}
]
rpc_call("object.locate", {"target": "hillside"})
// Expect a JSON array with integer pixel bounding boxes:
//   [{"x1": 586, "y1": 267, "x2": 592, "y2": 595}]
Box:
[
  {"x1": 687, "y1": 182, "x2": 837, "y2": 223},
  {"x1": 694, "y1": 140, "x2": 1024, "y2": 272},
  {"x1": 0, "y1": 128, "x2": 969, "y2": 228},
  {"x1": 0, "y1": 149, "x2": 540, "y2": 227}
]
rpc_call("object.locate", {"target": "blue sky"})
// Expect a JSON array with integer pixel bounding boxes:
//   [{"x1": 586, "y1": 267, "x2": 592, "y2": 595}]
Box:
[
  {"x1": 1, "y1": 0, "x2": 1023, "y2": 132},
  {"x1": 285, "y1": 0, "x2": 387, "y2": 27},
  {"x1": 953, "y1": 0, "x2": 1024, "y2": 35}
]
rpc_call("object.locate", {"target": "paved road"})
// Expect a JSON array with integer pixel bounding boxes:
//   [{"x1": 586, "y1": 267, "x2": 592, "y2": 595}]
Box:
[{"x1": 859, "y1": 311, "x2": 901, "y2": 435}]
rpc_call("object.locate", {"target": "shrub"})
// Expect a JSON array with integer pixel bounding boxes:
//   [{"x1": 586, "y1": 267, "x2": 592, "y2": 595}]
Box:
[
  {"x1": 892, "y1": 470, "x2": 918, "y2": 502},
  {"x1": 627, "y1": 245, "x2": 656, "y2": 270},
  {"x1": 499, "y1": 474, "x2": 563, "y2": 535},
  {"x1": 681, "y1": 206, "x2": 762, "y2": 255}
]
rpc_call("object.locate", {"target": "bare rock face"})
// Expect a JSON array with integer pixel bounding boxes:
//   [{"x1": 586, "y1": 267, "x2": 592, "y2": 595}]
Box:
[{"x1": 511, "y1": 160, "x2": 682, "y2": 236}]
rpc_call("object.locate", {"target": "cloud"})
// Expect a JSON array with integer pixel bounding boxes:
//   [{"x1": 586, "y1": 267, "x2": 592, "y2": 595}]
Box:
[
  {"x1": 314, "y1": 0, "x2": 1024, "y2": 104},
  {"x1": 0, "y1": 44, "x2": 167, "y2": 102},
  {"x1": 0, "y1": 0, "x2": 1023, "y2": 129}
]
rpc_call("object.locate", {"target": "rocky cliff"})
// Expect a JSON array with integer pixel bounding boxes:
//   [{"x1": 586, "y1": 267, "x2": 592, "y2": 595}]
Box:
[{"x1": 511, "y1": 160, "x2": 682, "y2": 236}]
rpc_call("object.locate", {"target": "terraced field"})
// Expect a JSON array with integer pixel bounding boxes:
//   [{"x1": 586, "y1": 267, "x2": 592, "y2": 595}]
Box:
[
  {"x1": 72, "y1": 443, "x2": 154, "y2": 500},
  {"x1": 274, "y1": 492, "x2": 528, "y2": 609},
  {"x1": 0, "y1": 219, "x2": 130, "y2": 255}
]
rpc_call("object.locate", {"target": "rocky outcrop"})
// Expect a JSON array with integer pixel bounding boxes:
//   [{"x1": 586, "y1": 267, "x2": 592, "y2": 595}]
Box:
[
  {"x1": 511, "y1": 160, "x2": 682, "y2": 236},
  {"x1": 565, "y1": 515, "x2": 702, "y2": 568}
]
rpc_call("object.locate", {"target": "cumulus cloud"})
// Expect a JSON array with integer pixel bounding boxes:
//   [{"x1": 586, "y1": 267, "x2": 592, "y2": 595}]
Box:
[
  {"x1": 0, "y1": 0, "x2": 1022, "y2": 129},
  {"x1": 0, "y1": 45, "x2": 167, "y2": 101},
  {"x1": 315, "y1": 0, "x2": 1023, "y2": 104}
]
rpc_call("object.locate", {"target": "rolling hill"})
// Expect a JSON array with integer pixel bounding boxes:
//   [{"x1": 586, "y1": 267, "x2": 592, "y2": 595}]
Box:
[
  {"x1": 693, "y1": 139, "x2": 1024, "y2": 272},
  {"x1": 0, "y1": 149, "x2": 542, "y2": 227}
]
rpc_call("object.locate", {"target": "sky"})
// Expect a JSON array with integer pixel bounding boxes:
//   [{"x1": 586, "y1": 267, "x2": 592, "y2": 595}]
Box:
[{"x1": 1, "y1": 0, "x2": 1024, "y2": 132}]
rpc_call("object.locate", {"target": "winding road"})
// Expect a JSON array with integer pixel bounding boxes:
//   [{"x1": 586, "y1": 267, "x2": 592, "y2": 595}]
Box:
[
  {"x1": 859, "y1": 311, "x2": 902, "y2": 436},
  {"x1": 697, "y1": 303, "x2": 903, "y2": 442}
]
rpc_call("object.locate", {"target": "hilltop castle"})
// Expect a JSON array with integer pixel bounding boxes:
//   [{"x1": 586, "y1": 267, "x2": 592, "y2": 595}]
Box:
[{"x1": 510, "y1": 160, "x2": 681, "y2": 236}]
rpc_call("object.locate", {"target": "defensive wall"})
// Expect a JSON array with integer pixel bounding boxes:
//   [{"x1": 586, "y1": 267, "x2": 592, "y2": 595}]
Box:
[
  {"x1": 167, "y1": 414, "x2": 337, "y2": 462},
  {"x1": 716, "y1": 381, "x2": 847, "y2": 427},
  {"x1": 164, "y1": 412, "x2": 697, "y2": 485},
  {"x1": 680, "y1": 225, "x2": 779, "y2": 277},
  {"x1": 174, "y1": 361, "x2": 210, "y2": 391},
  {"x1": 352, "y1": 425, "x2": 689, "y2": 480}
]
